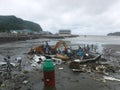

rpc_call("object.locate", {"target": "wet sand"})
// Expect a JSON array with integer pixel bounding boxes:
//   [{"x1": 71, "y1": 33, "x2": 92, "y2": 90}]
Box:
[{"x1": 0, "y1": 38, "x2": 120, "y2": 90}]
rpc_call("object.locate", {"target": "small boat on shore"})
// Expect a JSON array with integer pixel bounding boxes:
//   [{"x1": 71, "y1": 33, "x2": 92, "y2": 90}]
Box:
[
  {"x1": 76, "y1": 54, "x2": 101, "y2": 63},
  {"x1": 69, "y1": 54, "x2": 101, "y2": 71}
]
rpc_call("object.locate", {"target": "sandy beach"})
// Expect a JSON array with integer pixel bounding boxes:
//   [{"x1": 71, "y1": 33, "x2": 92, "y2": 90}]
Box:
[{"x1": 0, "y1": 36, "x2": 120, "y2": 90}]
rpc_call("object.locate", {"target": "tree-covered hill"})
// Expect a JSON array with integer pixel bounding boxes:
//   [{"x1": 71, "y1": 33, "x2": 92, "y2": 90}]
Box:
[
  {"x1": 107, "y1": 32, "x2": 120, "y2": 36},
  {"x1": 0, "y1": 15, "x2": 42, "y2": 32}
]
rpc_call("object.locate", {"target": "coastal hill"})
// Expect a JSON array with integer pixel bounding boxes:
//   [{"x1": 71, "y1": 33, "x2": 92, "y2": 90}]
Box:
[
  {"x1": 107, "y1": 32, "x2": 120, "y2": 36},
  {"x1": 0, "y1": 15, "x2": 42, "y2": 32}
]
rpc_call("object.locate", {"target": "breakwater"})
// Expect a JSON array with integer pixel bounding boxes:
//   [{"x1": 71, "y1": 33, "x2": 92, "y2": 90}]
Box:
[
  {"x1": 0, "y1": 33, "x2": 40, "y2": 44},
  {"x1": 0, "y1": 33, "x2": 79, "y2": 44}
]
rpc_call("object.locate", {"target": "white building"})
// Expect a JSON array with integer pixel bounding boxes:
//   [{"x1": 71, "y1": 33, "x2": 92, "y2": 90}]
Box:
[{"x1": 59, "y1": 30, "x2": 71, "y2": 36}]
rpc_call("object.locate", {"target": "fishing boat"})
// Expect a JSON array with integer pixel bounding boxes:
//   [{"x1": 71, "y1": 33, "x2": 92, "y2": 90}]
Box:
[
  {"x1": 76, "y1": 54, "x2": 101, "y2": 63},
  {"x1": 69, "y1": 54, "x2": 101, "y2": 71}
]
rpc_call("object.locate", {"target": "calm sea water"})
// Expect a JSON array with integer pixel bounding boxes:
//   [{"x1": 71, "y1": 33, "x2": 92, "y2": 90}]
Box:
[
  {"x1": 65, "y1": 35, "x2": 120, "y2": 45},
  {"x1": 63, "y1": 35, "x2": 120, "y2": 53}
]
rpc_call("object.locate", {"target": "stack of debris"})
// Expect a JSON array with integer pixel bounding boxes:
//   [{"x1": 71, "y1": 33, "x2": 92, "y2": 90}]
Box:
[{"x1": 69, "y1": 59, "x2": 120, "y2": 75}]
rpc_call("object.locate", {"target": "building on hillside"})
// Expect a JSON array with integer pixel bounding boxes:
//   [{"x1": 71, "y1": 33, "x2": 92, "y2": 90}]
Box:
[
  {"x1": 59, "y1": 30, "x2": 71, "y2": 36},
  {"x1": 38, "y1": 31, "x2": 52, "y2": 35},
  {"x1": 10, "y1": 29, "x2": 35, "y2": 35}
]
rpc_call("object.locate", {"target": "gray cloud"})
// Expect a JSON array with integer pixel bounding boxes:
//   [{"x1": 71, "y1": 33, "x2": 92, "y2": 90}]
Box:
[{"x1": 0, "y1": 0, "x2": 120, "y2": 35}]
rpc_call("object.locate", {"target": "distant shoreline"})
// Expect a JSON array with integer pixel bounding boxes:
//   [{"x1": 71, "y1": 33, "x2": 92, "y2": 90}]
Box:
[{"x1": 0, "y1": 34, "x2": 79, "y2": 44}]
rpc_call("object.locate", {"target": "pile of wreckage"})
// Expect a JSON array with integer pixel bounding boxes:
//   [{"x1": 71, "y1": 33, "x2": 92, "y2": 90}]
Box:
[
  {"x1": 27, "y1": 41, "x2": 120, "y2": 76},
  {"x1": 69, "y1": 60, "x2": 119, "y2": 74}
]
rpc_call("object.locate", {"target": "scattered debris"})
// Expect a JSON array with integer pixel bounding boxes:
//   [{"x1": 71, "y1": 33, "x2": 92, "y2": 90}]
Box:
[
  {"x1": 23, "y1": 80, "x2": 29, "y2": 85},
  {"x1": 33, "y1": 55, "x2": 46, "y2": 63},
  {"x1": 52, "y1": 58, "x2": 62, "y2": 65},
  {"x1": 103, "y1": 76, "x2": 120, "y2": 82},
  {"x1": 69, "y1": 58, "x2": 119, "y2": 76},
  {"x1": 55, "y1": 54, "x2": 69, "y2": 60},
  {"x1": 0, "y1": 62, "x2": 16, "y2": 67},
  {"x1": 58, "y1": 67, "x2": 63, "y2": 70},
  {"x1": 0, "y1": 83, "x2": 6, "y2": 88}
]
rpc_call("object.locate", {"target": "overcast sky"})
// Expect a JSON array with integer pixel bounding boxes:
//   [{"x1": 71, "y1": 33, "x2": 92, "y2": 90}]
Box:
[{"x1": 0, "y1": 0, "x2": 120, "y2": 35}]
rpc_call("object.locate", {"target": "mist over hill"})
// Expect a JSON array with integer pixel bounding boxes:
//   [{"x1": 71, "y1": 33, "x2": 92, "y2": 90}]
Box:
[{"x1": 0, "y1": 15, "x2": 42, "y2": 32}]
